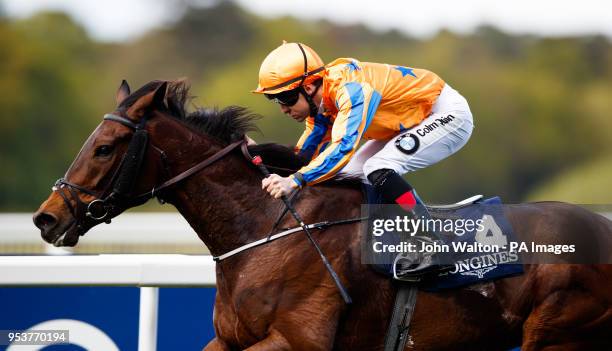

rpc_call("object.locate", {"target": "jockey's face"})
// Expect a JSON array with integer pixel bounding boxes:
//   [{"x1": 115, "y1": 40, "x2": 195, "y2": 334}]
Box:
[
  {"x1": 279, "y1": 94, "x2": 308, "y2": 122},
  {"x1": 277, "y1": 83, "x2": 320, "y2": 123}
]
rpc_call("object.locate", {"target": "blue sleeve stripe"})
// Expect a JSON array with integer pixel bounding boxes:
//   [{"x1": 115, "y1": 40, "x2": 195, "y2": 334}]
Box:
[
  {"x1": 318, "y1": 141, "x2": 330, "y2": 154},
  {"x1": 297, "y1": 114, "x2": 329, "y2": 160},
  {"x1": 302, "y1": 83, "x2": 370, "y2": 183},
  {"x1": 365, "y1": 90, "x2": 382, "y2": 131}
]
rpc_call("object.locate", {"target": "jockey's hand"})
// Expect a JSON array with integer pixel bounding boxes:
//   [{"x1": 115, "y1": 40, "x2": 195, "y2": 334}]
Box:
[{"x1": 262, "y1": 174, "x2": 298, "y2": 199}]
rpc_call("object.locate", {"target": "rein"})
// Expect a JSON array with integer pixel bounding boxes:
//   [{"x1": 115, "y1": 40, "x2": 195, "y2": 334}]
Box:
[{"x1": 213, "y1": 217, "x2": 368, "y2": 261}]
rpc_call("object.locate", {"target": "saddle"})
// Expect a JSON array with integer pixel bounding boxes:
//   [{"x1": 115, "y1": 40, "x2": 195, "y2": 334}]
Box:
[{"x1": 362, "y1": 186, "x2": 524, "y2": 351}]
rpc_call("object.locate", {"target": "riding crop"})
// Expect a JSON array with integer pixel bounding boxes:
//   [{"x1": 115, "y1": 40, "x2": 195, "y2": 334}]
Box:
[{"x1": 252, "y1": 156, "x2": 352, "y2": 304}]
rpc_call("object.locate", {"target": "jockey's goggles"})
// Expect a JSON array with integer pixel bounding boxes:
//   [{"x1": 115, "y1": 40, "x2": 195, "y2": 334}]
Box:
[{"x1": 265, "y1": 88, "x2": 301, "y2": 106}]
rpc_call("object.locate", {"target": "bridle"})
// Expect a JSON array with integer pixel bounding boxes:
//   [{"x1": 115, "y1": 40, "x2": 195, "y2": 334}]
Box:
[{"x1": 53, "y1": 112, "x2": 248, "y2": 236}]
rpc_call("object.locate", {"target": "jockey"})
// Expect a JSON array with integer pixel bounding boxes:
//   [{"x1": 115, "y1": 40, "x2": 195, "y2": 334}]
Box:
[{"x1": 253, "y1": 42, "x2": 474, "y2": 278}]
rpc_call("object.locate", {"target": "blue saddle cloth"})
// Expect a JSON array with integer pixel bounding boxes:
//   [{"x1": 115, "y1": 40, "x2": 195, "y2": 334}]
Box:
[{"x1": 363, "y1": 185, "x2": 524, "y2": 291}]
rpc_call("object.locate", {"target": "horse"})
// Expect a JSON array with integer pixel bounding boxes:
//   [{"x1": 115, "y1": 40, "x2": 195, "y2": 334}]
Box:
[{"x1": 33, "y1": 80, "x2": 612, "y2": 350}]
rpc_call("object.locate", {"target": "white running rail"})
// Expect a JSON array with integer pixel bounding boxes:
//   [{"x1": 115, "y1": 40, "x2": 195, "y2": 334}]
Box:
[{"x1": 0, "y1": 254, "x2": 217, "y2": 351}]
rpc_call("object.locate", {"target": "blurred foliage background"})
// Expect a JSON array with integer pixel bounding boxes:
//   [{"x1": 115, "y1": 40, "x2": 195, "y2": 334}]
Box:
[{"x1": 1, "y1": 1, "x2": 611, "y2": 212}]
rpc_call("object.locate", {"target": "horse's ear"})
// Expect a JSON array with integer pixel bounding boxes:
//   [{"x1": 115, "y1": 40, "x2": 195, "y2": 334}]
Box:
[
  {"x1": 151, "y1": 81, "x2": 168, "y2": 110},
  {"x1": 116, "y1": 80, "x2": 131, "y2": 106},
  {"x1": 127, "y1": 81, "x2": 168, "y2": 118}
]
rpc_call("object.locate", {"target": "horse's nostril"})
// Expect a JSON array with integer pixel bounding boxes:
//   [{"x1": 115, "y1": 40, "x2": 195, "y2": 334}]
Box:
[{"x1": 33, "y1": 212, "x2": 58, "y2": 231}]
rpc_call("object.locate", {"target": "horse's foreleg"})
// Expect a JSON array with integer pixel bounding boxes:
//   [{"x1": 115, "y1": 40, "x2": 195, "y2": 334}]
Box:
[
  {"x1": 244, "y1": 329, "x2": 291, "y2": 351},
  {"x1": 203, "y1": 337, "x2": 231, "y2": 351}
]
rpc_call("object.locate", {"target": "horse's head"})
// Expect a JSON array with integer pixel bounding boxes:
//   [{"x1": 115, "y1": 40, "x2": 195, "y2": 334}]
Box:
[{"x1": 33, "y1": 80, "x2": 174, "y2": 246}]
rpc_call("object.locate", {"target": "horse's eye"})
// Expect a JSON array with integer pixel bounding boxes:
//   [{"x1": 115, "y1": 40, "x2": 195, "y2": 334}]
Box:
[{"x1": 94, "y1": 145, "x2": 114, "y2": 157}]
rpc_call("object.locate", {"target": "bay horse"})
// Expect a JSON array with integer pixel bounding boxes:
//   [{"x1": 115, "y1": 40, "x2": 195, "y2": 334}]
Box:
[{"x1": 34, "y1": 80, "x2": 612, "y2": 350}]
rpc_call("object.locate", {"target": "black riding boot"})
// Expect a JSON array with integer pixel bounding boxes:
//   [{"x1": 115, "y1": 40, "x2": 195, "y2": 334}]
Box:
[{"x1": 368, "y1": 169, "x2": 453, "y2": 280}]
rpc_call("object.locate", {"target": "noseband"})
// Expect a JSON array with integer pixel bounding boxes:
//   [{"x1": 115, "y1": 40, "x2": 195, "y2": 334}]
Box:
[{"x1": 53, "y1": 113, "x2": 247, "y2": 235}]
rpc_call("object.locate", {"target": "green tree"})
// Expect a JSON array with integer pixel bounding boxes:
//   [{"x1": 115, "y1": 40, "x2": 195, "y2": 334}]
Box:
[
  {"x1": 0, "y1": 12, "x2": 101, "y2": 210},
  {"x1": 1, "y1": 3, "x2": 611, "y2": 210}
]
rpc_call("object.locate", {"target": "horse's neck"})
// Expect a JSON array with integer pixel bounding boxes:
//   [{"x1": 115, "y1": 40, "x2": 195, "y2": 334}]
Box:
[
  {"x1": 152, "y1": 123, "x2": 278, "y2": 256},
  {"x1": 174, "y1": 161, "x2": 277, "y2": 255}
]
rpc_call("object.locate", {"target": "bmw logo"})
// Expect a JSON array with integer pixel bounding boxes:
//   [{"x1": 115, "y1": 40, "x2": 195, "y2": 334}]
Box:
[{"x1": 395, "y1": 133, "x2": 420, "y2": 155}]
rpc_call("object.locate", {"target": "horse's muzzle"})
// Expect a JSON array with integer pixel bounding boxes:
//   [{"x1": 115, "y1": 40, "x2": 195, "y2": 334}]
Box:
[{"x1": 33, "y1": 195, "x2": 82, "y2": 247}]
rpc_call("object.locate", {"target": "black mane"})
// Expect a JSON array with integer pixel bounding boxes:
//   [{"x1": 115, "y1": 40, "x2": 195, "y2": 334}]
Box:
[
  {"x1": 119, "y1": 80, "x2": 260, "y2": 145},
  {"x1": 121, "y1": 80, "x2": 361, "y2": 187}
]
